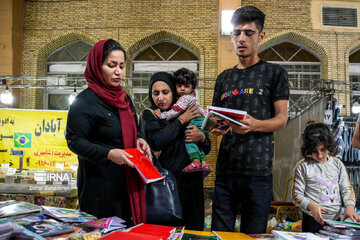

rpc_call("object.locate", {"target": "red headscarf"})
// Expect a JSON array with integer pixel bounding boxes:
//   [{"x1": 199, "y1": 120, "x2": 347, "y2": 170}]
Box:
[{"x1": 84, "y1": 39, "x2": 146, "y2": 225}]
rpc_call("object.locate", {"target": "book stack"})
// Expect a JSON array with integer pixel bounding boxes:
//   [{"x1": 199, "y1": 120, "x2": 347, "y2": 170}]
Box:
[
  {"x1": 319, "y1": 220, "x2": 360, "y2": 239},
  {"x1": 99, "y1": 223, "x2": 184, "y2": 240},
  {"x1": 80, "y1": 216, "x2": 127, "y2": 234},
  {"x1": 42, "y1": 206, "x2": 97, "y2": 223},
  {"x1": 272, "y1": 230, "x2": 329, "y2": 240},
  {"x1": 0, "y1": 200, "x2": 42, "y2": 219}
]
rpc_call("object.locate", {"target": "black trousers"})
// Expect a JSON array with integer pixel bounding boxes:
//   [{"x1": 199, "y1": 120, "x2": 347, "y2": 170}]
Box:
[
  {"x1": 301, "y1": 212, "x2": 324, "y2": 233},
  {"x1": 211, "y1": 174, "x2": 273, "y2": 234}
]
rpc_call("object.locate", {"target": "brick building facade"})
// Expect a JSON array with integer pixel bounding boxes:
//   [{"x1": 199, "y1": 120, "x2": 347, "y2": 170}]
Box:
[{"x1": 2, "y1": 0, "x2": 360, "y2": 186}]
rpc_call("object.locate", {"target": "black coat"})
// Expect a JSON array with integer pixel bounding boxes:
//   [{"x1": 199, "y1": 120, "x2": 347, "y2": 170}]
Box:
[
  {"x1": 66, "y1": 88, "x2": 139, "y2": 223},
  {"x1": 139, "y1": 108, "x2": 211, "y2": 230}
]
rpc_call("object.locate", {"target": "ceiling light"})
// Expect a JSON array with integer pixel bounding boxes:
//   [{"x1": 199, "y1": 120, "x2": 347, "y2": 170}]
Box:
[
  {"x1": 68, "y1": 86, "x2": 78, "y2": 105},
  {"x1": 0, "y1": 86, "x2": 13, "y2": 105}
]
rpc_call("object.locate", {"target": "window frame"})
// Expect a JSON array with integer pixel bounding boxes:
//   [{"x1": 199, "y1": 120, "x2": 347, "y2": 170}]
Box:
[{"x1": 321, "y1": 5, "x2": 359, "y2": 29}]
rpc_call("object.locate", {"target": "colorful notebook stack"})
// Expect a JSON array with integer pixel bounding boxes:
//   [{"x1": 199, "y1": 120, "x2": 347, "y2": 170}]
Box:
[
  {"x1": 99, "y1": 223, "x2": 184, "y2": 240},
  {"x1": 272, "y1": 230, "x2": 329, "y2": 240},
  {"x1": 319, "y1": 220, "x2": 360, "y2": 239},
  {"x1": 80, "y1": 216, "x2": 126, "y2": 234},
  {"x1": 41, "y1": 206, "x2": 97, "y2": 223}
]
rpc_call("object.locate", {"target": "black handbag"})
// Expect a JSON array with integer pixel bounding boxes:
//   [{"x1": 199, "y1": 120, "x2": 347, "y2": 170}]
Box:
[{"x1": 145, "y1": 157, "x2": 182, "y2": 224}]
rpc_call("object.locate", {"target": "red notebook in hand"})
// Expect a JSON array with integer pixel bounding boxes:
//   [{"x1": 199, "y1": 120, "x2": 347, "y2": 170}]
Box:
[
  {"x1": 208, "y1": 106, "x2": 247, "y2": 120},
  {"x1": 124, "y1": 148, "x2": 164, "y2": 184}
]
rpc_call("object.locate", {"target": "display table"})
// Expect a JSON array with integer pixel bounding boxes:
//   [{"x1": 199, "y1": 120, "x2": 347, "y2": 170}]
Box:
[{"x1": 184, "y1": 229, "x2": 259, "y2": 239}]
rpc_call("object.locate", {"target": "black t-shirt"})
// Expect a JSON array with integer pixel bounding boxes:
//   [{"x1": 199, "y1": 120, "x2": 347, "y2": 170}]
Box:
[{"x1": 212, "y1": 60, "x2": 289, "y2": 176}]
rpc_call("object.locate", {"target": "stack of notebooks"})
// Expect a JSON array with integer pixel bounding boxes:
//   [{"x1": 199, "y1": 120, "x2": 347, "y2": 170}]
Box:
[
  {"x1": 0, "y1": 201, "x2": 127, "y2": 238},
  {"x1": 41, "y1": 206, "x2": 97, "y2": 223},
  {"x1": 99, "y1": 223, "x2": 184, "y2": 240},
  {"x1": 0, "y1": 200, "x2": 42, "y2": 219},
  {"x1": 319, "y1": 220, "x2": 360, "y2": 239},
  {"x1": 272, "y1": 220, "x2": 360, "y2": 240},
  {"x1": 272, "y1": 230, "x2": 328, "y2": 240}
]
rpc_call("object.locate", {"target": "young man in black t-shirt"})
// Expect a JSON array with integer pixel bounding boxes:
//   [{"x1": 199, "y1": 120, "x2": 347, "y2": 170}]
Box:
[{"x1": 211, "y1": 6, "x2": 289, "y2": 234}]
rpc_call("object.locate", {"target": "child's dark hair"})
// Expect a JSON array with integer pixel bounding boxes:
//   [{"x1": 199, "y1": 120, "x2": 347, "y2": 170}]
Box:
[
  {"x1": 301, "y1": 122, "x2": 336, "y2": 158},
  {"x1": 102, "y1": 39, "x2": 127, "y2": 63},
  {"x1": 173, "y1": 68, "x2": 197, "y2": 90},
  {"x1": 231, "y1": 6, "x2": 265, "y2": 32}
]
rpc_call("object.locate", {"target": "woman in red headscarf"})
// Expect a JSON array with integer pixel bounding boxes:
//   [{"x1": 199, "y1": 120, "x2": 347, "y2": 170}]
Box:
[{"x1": 66, "y1": 39, "x2": 151, "y2": 225}]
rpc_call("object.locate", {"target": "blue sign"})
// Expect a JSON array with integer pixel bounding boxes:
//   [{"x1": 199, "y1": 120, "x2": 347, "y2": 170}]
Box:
[{"x1": 11, "y1": 150, "x2": 24, "y2": 156}]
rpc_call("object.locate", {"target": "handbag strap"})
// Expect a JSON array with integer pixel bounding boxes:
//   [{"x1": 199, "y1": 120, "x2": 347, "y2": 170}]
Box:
[
  {"x1": 140, "y1": 108, "x2": 162, "y2": 159},
  {"x1": 151, "y1": 153, "x2": 165, "y2": 174}
]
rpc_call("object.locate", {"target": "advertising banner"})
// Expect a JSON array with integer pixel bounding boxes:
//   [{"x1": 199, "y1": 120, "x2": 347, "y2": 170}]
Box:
[{"x1": 0, "y1": 109, "x2": 77, "y2": 170}]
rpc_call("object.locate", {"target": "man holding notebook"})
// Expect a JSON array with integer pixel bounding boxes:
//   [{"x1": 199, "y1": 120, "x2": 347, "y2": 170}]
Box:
[{"x1": 211, "y1": 6, "x2": 289, "y2": 234}]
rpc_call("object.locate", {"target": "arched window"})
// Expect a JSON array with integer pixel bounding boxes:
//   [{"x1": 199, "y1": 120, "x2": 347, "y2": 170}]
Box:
[
  {"x1": 349, "y1": 49, "x2": 360, "y2": 114},
  {"x1": 45, "y1": 40, "x2": 92, "y2": 110},
  {"x1": 259, "y1": 42, "x2": 321, "y2": 107},
  {"x1": 130, "y1": 40, "x2": 200, "y2": 113}
]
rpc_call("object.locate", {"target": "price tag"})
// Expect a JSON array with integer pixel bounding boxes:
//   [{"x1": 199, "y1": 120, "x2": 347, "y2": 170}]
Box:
[
  {"x1": 1, "y1": 163, "x2": 9, "y2": 168},
  {"x1": 324, "y1": 109, "x2": 333, "y2": 125}
]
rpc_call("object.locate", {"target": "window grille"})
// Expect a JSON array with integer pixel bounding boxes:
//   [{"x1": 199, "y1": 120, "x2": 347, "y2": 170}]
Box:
[{"x1": 322, "y1": 6, "x2": 358, "y2": 28}]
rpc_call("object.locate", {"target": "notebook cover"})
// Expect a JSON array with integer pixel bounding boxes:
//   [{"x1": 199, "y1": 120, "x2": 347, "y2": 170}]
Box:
[{"x1": 124, "y1": 148, "x2": 164, "y2": 183}]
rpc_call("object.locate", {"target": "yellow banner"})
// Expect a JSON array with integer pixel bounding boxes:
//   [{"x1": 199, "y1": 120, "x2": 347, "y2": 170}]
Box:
[{"x1": 0, "y1": 109, "x2": 77, "y2": 170}]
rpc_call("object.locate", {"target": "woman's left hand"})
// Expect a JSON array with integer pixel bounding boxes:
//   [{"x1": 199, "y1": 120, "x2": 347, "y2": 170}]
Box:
[
  {"x1": 185, "y1": 125, "x2": 205, "y2": 143},
  {"x1": 137, "y1": 138, "x2": 153, "y2": 163},
  {"x1": 342, "y1": 205, "x2": 360, "y2": 222}
]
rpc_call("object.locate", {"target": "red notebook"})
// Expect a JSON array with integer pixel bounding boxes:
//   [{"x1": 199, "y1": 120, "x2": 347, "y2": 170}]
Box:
[
  {"x1": 124, "y1": 148, "x2": 164, "y2": 184},
  {"x1": 99, "y1": 231, "x2": 162, "y2": 240},
  {"x1": 100, "y1": 224, "x2": 175, "y2": 240},
  {"x1": 129, "y1": 223, "x2": 175, "y2": 238}
]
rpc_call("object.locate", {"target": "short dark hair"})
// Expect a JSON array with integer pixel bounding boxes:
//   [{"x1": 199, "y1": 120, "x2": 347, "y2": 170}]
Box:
[
  {"x1": 173, "y1": 68, "x2": 197, "y2": 90},
  {"x1": 231, "y1": 6, "x2": 265, "y2": 32},
  {"x1": 301, "y1": 122, "x2": 336, "y2": 158},
  {"x1": 102, "y1": 39, "x2": 127, "y2": 63}
]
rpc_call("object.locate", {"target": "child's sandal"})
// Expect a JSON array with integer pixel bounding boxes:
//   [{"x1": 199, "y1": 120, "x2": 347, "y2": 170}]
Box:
[
  {"x1": 202, "y1": 165, "x2": 212, "y2": 178},
  {"x1": 182, "y1": 162, "x2": 202, "y2": 172}
]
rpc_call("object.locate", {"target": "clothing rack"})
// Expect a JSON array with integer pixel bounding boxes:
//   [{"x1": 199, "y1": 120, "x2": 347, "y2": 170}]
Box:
[
  {"x1": 336, "y1": 120, "x2": 360, "y2": 207},
  {"x1": 342, "y1": 116, "x2": 358, "y2": 128}
]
